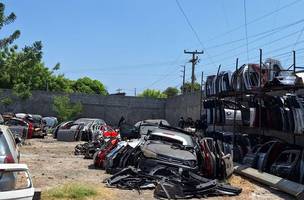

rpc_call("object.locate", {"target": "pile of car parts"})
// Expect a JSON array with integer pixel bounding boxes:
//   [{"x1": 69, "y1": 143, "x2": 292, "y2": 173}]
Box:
[
  {"x1": 75, "y1": 119, "x2": 242, "y2": 198},
  {"x1": 105, "y1": 166, "x2": 242, "y2": 199},
  {"x1": 74, "y1": 124, "x2": 119, "y2": 159}
]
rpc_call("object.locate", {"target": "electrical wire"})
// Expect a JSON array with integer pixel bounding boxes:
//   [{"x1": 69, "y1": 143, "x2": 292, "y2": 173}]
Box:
[
  {"x1": 203, "y1": 29, "x2": 303, "y2": 67},
  {"x1": 271, "y1": 0, "x2": 281, "y2": 41},
  {"x1": 209, "y1": 27, "x2": 301, "y2": 60},
  {"x1": 243, "y1": 0, "x2": 249, "y2": 62},
  {"x1": 175, "y1": 0, "x2": 215, "y2": 65},
  {"x1": 204, "y1": 0, "x2": 303, "y2": 43},
  {"x1": 294, "y1": 26, "x2": 304, "y2": 49},
  {"x1": 205, "y1": 17, "x2": 304, "y2": 50},
  {"x1": 61, "y1": 58, "x2": 188, "y2": 73}
]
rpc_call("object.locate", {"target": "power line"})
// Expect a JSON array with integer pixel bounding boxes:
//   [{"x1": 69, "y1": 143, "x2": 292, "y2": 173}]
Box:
[
  {"x1": 294, "y1": 26, "x2": 304, "y2": 49},
  {"x1": 142, "y1": 62, "x2": 185, "y2": 89},
  {"x1": 220, "y1": 0, "x2": 230, "y2": 29},
  {"x1": 271, "y1": 0, "x2": 281, "y2": 41},
  {"x1": 61, "y1": 58, "x2": 187, "y2": 73},
  {"x1": 205, "y1": 17, "x2": 304, "y2": 50},
  {"x1": 175, "y1": 0, "x2": 215, "y2": 65},
  {"x1": 203, "y1": 28, "x2": 303, "y2": 66},
  {"x1": 204, "y1": 0, "x2": 303, "y2": 43},
  {"x1": 243, "y1": 0, "x2": 249, "y2": 62}
]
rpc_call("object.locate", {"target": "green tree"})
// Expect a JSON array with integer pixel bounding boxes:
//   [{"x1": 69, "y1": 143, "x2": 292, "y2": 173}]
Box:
[
  {"x1": 163, "y1": 87, "x2": 179, "y2": 98},
  {"x1": 0, "y1": 3, "x2": 20, "y2": 49},
  {"x1": 0, "y1": 2, "x2": 109, "y2": 98},
  {"x1": 0, "y1": 41, "x2": 46, "y2": 97},
  {"x1": 48, "y1": 75, "x2": 74, "y2": 93},
  {"x1": 139, "y1": 89, "x2": 167, "y2": 99},
  {"x1": 180, "y1": 82, "x2": 201, "y2": 93},
  {"x1": 72, "y1": 77, "x2": 108, "y2": 95},
  {"x1": 53, "y1": 96, "x2": 82, "y2": 122}
]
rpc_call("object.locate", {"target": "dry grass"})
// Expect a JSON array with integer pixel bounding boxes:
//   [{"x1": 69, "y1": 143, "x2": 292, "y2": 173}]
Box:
[{"x1": 42, "y1": 182, "x2": 119, "y2": 200}]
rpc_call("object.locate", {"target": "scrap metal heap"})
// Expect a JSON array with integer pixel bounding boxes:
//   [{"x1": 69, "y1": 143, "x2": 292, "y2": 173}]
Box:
[{"x1": 74, "y1": 120, "x2": 242, "y2": 199}]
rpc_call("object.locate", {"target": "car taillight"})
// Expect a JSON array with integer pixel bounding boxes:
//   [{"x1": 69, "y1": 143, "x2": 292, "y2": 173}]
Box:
[
  {"x1": 4, "y1": 154, "x2": 14, "y2": 163},
  {"x1": 27, "y1": 123, "x2": 33, "y2": 139}
]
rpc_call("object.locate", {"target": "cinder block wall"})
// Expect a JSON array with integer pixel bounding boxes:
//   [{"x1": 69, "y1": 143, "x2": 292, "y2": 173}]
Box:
[
  {"x1": 165, "y1": 92, "x2": 201, "y2": 126},
  {"x1": 0, "y1": 90, "x2": 166, "y2": 126},
  {"x1": 3, "y1": 89, "x2": 304, "y2": 146}
]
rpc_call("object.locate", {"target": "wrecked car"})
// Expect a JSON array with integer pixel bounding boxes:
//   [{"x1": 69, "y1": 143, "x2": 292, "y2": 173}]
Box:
[
  {"x1": 15, "y1": 114, "x2": 45, "y2": 138},
  {"x1": 139, "y1": 130, "x2": 198, "y2": 173},
  {"x1": 134, "y1": 119, "x2": 170, "y2": 135},
  {"x1": 56, "y1": 118, "x2": 106, "y2": 141},
  {"x1": 5, "y1": 118, "x2": 31, "y2": 140},
  {"x1": 42, "y1": 116, "x2": 58, "y2": 132}
]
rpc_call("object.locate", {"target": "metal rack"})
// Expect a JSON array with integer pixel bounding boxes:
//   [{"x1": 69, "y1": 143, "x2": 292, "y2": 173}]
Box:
[{"x1": 201, "y1": 49, "x2": 304, "y2": 147}]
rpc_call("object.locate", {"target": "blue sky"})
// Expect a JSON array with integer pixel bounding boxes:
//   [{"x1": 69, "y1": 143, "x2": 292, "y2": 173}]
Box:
[{"x1": 2, "y1": 0, "x2": 304, "y2": 95}]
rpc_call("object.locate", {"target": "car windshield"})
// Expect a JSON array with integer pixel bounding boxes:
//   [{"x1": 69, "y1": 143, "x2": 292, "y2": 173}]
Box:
[
  {"x1": 150, "y1": 129, "x2": 194, "y2": 147},
  {"x1": 74, "y1": 118, "x2": 94, "y2": 125},
  {"x1": 135, "y1": 120, "x2": 169, "y2": 127},
  {"x1": 149, "y1": 135, "x2": 183, "y2": 145}
]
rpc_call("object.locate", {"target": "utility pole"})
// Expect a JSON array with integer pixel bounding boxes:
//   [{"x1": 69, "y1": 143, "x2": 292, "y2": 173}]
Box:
[
  {"x1": 199, "y1": 71, "x2": 204, "y2": 117},
  {"x1": 180, "y1": 65, "x2": 186, "y2": 93},
  {"x1": 184, "y1": 50, "x2": 204, "y2": 91},
  {"x1": 134, "y1": 88, "x2": 137, "y2": 96}
]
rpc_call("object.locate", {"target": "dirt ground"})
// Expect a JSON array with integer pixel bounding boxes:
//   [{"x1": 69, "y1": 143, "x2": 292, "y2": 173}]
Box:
[{"x1": 20, "y1": 137, "x2": 294, "y2": 200}]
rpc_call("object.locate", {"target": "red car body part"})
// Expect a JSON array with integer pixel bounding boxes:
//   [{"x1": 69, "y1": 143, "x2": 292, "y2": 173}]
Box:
[
  {"x1": 94, "y1": 139, "x2": 118, "y2": 168},
  {"x1": 27, "y1": 122, "x2": 33, "y2": 139},
  {"x1": 100, "y1": 125, "x2": 118, "y2": 138},
  {"x1": 200, "y1": 139, "x2": 213, "y2": 178}
]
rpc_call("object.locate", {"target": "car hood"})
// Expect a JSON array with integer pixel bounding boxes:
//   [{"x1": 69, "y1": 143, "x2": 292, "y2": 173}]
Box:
[{"x1": 141, "y1": 141, "x2": 196, "y2": 161}]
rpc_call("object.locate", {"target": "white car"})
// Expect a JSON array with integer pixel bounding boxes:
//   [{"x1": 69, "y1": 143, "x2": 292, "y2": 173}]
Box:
[
  {"x1": 0, "y1": 164, "x2": 35, "y2": 200},
  {"x1": 0, "y1": 125, "x2": 21, "y2": 191}
]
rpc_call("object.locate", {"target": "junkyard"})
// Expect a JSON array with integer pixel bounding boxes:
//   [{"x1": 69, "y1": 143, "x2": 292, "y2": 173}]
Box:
[
  {"x1": 2, "y1": 1, "x2": 304, "y2": 200},
  {"x1": 20, "y1": 137, "x2": 293, "y2": 200}
]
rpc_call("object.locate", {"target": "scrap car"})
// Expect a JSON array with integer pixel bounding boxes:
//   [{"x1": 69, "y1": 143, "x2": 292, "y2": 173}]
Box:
[{"x1": 56, "y1": 118, "x2": 106, "y2": 141}]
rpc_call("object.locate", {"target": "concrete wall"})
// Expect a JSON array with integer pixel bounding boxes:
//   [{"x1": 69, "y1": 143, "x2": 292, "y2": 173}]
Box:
[
  {"x1": 0, "y1": 90, "x2": 166, "y2": 126},
  {"x1": 165, "y1": 92, "x2": 201, "y2": 126},
  {"x1": 3, "y1": 88, "x2": 304, "y2": 146}
]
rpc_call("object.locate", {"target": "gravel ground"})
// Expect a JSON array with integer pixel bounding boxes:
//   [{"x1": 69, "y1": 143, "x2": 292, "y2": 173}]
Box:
[{"x1": 19, "y1": 137, "x2": 294, "y2": 200}]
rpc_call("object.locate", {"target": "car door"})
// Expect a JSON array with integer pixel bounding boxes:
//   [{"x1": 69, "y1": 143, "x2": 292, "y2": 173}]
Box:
[{"x1": 5, "y1": 128, "x2": 20, "y2": 163}]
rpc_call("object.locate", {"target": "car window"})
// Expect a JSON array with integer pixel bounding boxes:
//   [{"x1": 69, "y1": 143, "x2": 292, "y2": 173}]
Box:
[
  {"x1": 17, "y1": 120, "x2": 26, "y2": 126},
  {"x1": 6, "y1": 119, "x2": 17, "y2": 126},
  {"x1": 0, "y1": 133, "x2": 9, "y2": 156}
]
